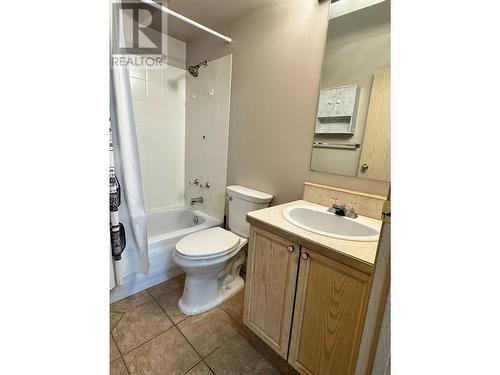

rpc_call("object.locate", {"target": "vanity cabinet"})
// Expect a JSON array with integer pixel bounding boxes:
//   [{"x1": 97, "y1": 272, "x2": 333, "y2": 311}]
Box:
[
  {"x1": 243, "y1": 226, "x2": 300, "y2": 358},
  {"x1": 244, "y1": 226, "x2": 371, "y2": 375},
  {"x1": 289, "y1": 248, "x2": 371, "y2": 375}
]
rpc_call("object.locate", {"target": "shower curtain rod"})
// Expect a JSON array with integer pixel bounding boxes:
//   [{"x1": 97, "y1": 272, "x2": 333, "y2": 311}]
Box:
[{"x1": 141, "y1": 0, "x2": 232, "y2": 43}]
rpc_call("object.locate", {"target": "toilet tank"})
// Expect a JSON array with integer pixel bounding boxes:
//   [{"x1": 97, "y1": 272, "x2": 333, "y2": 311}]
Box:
[{"x1": 226, "y1": 185, "x2": 273, "y2": 238}]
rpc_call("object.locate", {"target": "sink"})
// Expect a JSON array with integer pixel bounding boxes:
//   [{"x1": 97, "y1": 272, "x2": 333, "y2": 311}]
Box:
[{"x1": 282, "y1": 205, "x2": 380, "y2": 242}]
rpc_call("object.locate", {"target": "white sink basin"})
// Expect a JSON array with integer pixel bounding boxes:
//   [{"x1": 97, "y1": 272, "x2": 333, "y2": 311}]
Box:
[{"x1": 282, "y1": 205, "x2": 380, "y2": 242}]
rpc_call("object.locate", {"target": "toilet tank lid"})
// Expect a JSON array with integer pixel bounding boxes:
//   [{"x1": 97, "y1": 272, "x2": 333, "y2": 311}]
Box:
[{"x1": 226, "y1": 185, "x2": 273, "y2": 204}]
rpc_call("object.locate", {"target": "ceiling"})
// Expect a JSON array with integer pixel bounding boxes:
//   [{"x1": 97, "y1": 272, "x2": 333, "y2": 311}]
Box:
[
  {"x1": 151, "y1": 0, "x2": 274, "y2": 43},
  {"x1": 326, "y1": 0, "x2": 390, "y2": 44}
]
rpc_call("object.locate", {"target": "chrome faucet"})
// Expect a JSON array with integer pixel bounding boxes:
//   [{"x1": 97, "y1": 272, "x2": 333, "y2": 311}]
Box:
[
  {"x1": 190, "y1": 196, "x2": 203, "y2": 205},
  {"x1": 328, "y1": 197, "x2": 358, "y2": 219}
]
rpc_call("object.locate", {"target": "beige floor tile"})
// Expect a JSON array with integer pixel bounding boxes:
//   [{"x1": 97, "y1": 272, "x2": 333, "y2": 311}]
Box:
[
  {"x1": 110, "y1": 290, "x2": 152, "y2": 313},
  {"x1": 205, "y1": 332, "x2": 280, "y2": 375},
  {"x1": 123, "y1": 326, "x2": 200, "y2": 375},
  {"x1": 154, "y1": 287, "x2": 188, "y2": 324},
  {"x1": 177, "y1": 307, "x2": 237, "y2": 358},
  {"x1": 110, "y1": 335, "x2": 121, "y2": 362},
  {"x1": 112, "y1": 300, "x2": 173, "y2": 354},
  {"x1": 220, "y1": 289, "x2": 245, "y2": 322},
  {"x1": 148, "y1": 274, "x2": 185, "y2": 298},
  {"x1": 184, "y1": 361, "x2": 214, "y2": 375},
  {"x1": 110, "y1": 358, "x2": 129, "y2": 375},
  {"x1": 110, "y1": 312, "x2": 124, "y2": 331}
]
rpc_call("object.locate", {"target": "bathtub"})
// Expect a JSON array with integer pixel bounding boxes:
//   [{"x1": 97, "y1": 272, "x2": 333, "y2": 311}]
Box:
[
  {"x1": 110, "y1": 206, "x2": 221, "y2": 303},
  {"x1": 147, "y1": 206, "x2": 220, "y2": 274}
]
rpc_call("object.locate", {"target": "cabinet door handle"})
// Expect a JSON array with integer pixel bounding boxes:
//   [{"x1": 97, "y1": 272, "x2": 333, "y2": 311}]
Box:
[
  {"x1": 301, "y1": 252, "x2": 309, "y2": 260},
  {"x1": 287, "y1": 245, "x2": 295, "y2": 253},
  {"x1": 360, "y1": 163, "x2": 369, "y2": 172}
]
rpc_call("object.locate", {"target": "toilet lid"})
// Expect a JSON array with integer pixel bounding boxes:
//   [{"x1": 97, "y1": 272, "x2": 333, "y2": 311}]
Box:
[{"x1": 176, "y1": 227, "x2": 240, "y2": 258}]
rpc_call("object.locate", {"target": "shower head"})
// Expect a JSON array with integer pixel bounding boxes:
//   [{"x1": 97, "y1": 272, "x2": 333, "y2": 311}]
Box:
[{"x1": 187, "y1": 60, "x2": 208, "y2": 77}]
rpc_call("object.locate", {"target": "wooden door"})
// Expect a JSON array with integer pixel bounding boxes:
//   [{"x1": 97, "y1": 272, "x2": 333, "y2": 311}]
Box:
[
  {"x1": 289, "y1": 248, "x2": 371, "y2": 375},
  {"x1": 243, "y1": 226, "x2": 300, "y2": 358},
  {"x1": 358, "y1": 68, "x2": 391, "y2": 181}
]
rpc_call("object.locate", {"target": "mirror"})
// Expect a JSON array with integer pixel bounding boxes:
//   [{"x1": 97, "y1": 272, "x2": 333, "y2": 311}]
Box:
[{"x1": 310, "y1": 0, "x2": 390, "y2": 181}]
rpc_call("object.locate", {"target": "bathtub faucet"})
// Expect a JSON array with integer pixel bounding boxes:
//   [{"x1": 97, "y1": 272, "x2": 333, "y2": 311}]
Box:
[{"x1": 190, "y1": 196, "x2": 204, "y2": 205}]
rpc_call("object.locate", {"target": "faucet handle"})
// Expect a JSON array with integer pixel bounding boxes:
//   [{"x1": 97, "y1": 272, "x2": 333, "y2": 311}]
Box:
[
  {"x1": 189, "y1": 178, "x2": 199, "y2": 185},
  {"x1": 331, "y1": 197, "x2": 343, "y2": 207},
  {"x1": 347, "y1": 201, "x2": 359, "y2": 214}
]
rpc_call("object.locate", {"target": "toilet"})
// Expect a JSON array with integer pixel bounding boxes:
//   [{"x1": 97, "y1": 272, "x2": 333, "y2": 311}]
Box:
[{"x1": 173, "y1": 185, "x2": 273, "y2": 315}]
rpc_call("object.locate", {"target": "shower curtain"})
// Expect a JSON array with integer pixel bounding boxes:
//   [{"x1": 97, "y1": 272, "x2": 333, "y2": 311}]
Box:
[{"x1": 110, "y1": 3, "x2": 149, "y2": 287}]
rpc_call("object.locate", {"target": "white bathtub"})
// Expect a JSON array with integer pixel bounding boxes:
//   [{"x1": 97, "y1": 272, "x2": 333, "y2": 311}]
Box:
[
  {"x1": 147, "y1": 206, "x2": 220, "y2": 275},
  {"x1": 110, "y1": 206, "x2": 221, "y2": 303}
]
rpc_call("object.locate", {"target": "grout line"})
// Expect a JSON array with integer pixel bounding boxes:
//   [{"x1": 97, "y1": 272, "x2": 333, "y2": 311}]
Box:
[
  {"x1": 175, "y1": 321, "x2": 206, "y2": 360},
  {"x1": 146, "y1": 274, "x2": 185, "y2": 300},
  {"x1": 202, "y1": 359, "x2": 216, "y2": 375},
  {"x1": 111, "y1": 287, "x2": 194, "y2": 358},
  {"x1": 180, "y1": 359, "x2": 203, "y2": 375},
  {"x1": 110, "y1": 293, "x2": 154, "y2": 314},
  {"x1": 110, "y1": 335, "x2": 123, "y2": 362},
  {"x1": 174, "y1": 308, "x2": 236, "y2": 362},
  {"x1": 146, "y1": 278, "x2": 207, "y2": 360},
  {"x1": 110, "y1": 275, "x2": 185, "y2": 313},
  {"x1": 114, "y1": 300, "x2": 175, "y2": 356},
  {"x1": 110, "y1": 311, "x2": 126, "y2": 332},
  {"x1": 215, "y1": 291, "x2": 287, "y2": 374},
  {"x1": 151, "y1": 291, "x2": 189, "y2": 326},
  {"x1": 201, "y1": 333, "x2": 234, "y2": 360},
  {"x1": 112, "y1": 278, "x2": 252, "y2": 373},
  {"x1": 146, "y1": 288, "x2": 155, "y2": 299},
  {"x1": 120, "y1": 324, "x2": 179, "y2": 357},
  {"x1": 150, "y1": 289, "x2": 234, "y2": 365},
  {"x1": 119, "y1": 357, "x2": 132, "y2": 375},
  {"x1": 111, "y1": 336, "x2": 131, "y2": 375},
  {"x1": 112, "y1": 334, "x2": 124, "y2": 359}
]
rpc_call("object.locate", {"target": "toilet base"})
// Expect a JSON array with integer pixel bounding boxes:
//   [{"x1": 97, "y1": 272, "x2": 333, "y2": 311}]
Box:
[{"x1": 178, "y1": 275, "x2": 245, "y2": 315}]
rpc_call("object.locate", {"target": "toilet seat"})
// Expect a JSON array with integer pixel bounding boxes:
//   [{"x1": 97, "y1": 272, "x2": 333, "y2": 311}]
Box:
[{"x1": 175, "y1": 227, "x2": 241, "y2": 260}]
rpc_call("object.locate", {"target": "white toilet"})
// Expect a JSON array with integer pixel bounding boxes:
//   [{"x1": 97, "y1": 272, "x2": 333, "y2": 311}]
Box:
[{"x1": 173, "y1": 185, "x2": 273, "y2": 315}]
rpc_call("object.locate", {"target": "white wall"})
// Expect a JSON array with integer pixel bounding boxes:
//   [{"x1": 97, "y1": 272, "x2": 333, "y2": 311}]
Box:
[
  {"x1": 129, "y1": 36, "x2": 187, "y2": 211},
  {"x1": 185, "y1": 54, "x2": 233, "y2": 221}
]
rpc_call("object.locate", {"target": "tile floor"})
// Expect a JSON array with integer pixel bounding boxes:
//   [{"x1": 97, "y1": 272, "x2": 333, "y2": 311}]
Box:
[{"x1": 110, "y1": 274, "x2": 284, "y2": 375}]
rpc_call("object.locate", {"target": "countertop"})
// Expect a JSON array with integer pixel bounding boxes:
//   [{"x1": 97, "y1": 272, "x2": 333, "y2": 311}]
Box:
[{"x1": 246, "y1": 200, "x2": 382, "y2": 273}]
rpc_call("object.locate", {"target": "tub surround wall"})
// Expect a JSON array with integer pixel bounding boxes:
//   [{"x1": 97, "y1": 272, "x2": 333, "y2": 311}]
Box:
[
  {"x1": 130, "y1": 35, "x2": 187, "y2": 211},
  {"x1": 185, "y1": 54, "x2": 233, "y2": 221},
  {"x1": 186, "y1": 0, "x2": 389, "y2": 205}
]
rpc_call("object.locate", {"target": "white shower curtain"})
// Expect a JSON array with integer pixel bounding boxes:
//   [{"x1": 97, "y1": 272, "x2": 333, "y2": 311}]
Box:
[{"x1": 110, "y1": 3, "x2": 149, "y2": 286}]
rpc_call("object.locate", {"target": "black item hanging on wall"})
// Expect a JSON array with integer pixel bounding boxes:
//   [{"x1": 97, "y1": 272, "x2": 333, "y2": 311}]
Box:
[
  {"x1": 109, "y1": 171, "x2": 121, "y2": 212},
  {"x1": 111, "y1": 223, "x2": 126, "y2": 260},
  {"x1": 110, "y1": 167, "x2": 126, "y2": 260}
]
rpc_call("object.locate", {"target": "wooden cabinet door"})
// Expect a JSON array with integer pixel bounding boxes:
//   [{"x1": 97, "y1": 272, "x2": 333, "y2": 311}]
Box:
[
  {"x1": 244, "y1": 226, "x2": 300, "y2": 358},
  {"x1": 289, "y1": 248, "x2": 371, "y2": 375},
  {"x1": 358, "y1": 68, "x2": 391, "y2": 181}
]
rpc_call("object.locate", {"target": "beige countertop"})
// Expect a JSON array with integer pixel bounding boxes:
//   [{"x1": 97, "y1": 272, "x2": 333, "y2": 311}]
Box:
[{"x1": 246, "y1": 200, "x2": 382, "y2": 273}]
